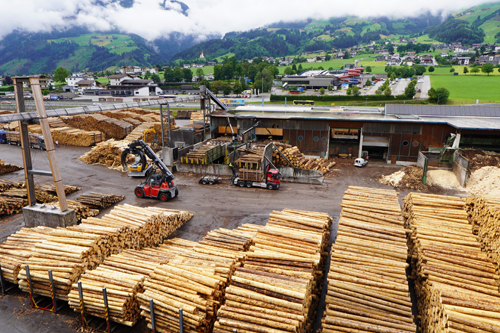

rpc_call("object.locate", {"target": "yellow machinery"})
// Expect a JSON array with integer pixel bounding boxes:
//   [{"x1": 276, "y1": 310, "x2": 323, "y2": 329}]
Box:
[{"x1": 124, "y1": 129, "x2": 159, "y2": 176}]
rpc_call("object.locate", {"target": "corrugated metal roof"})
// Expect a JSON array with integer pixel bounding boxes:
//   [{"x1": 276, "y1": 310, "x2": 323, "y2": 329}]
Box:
[
  {"x1": 386, "y1": 105, "x2": 500, "y2": 117},
  {"x1": 421, "y1": 117, "x2": 500, "y2": 130}
]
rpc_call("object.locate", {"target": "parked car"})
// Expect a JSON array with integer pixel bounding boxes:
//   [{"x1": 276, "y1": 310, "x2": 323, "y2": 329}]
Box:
[
  {"x1": 176, "y1": 103, "x2": 185, "y2": 107},
  {"x1": 354, "y1": 157, "x2": 368, "y2": 168}
]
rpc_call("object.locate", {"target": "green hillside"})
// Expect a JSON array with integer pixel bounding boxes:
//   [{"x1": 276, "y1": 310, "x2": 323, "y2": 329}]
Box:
[{"x1": 48, "y1": 34, "x2": 138, "y2": 55}]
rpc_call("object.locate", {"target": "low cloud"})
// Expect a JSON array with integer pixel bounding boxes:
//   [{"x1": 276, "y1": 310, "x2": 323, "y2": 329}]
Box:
[{"x1": 0, "y1": 0, "x2": 491, "y2": 41}]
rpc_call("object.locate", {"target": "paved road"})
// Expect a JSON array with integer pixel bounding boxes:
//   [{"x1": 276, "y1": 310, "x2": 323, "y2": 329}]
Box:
[{"x1": 0, "y1": 144, "x2": 464, "y2": 332}]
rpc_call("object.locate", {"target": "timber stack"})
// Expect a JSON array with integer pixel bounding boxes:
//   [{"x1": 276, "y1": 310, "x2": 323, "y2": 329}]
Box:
[
  {"x1": 0, "y1": 196, "x2": 24, "y2": 215},
  {"x1": 37, "y1": 184, "x2": 81, "y2": 196},
  {"x1": 0, "y1": 159, "x2": 23, "y2": 175},
  {"x1": 75, "y1": 192, "x2": 125, "y2": 208},
  {"x1": 45, "y1": 200, "x2": 99, "y2": 222},
  {"x1": 68, "y1": 238, "x2": 197, "y2": 325},
  {"x1": 0, "y1": 179, "x2": 24, "y2": 192},
  {"x1": 137, "y1": 224, "x2": 261, "y2": 333},
  {"x1": 17, "y1": 205, "x2": 193, "y2": 300},
  {"x1": 78, "y1": 139, "x2": 132, "y2": 171},
  {"x1": 50, "y1": 127, "x2": 106, "y2": 146},
  {"x1": 464, "y1": 196, "x2": 500, "y2": 274},
  {"x1": 213, "y1": 209, "x2": 332, "y2": 333},
  {"x1": 1, "y1": 188, "x2": 57, "y2": 204},
  {"x1": 0, "y1": 227, "x2": 53, "y2": 283},
  {"x1": 62, "y1": 114, "x2": 133, "y2": 139},
  {"x1": 272, "y1": 146, "x2": 336, "y2": 174},
  {"x1": 322, "y1": 186, "x2": 416, "y2": 333},
  {"x1": 404, "y1": 192, "x2": 500, "y2": 333}
]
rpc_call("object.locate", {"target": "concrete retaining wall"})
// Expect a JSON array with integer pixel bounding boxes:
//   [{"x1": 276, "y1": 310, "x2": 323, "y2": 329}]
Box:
[{"x1": 453, "y1": 152, "x2": 470, "y2": 187}]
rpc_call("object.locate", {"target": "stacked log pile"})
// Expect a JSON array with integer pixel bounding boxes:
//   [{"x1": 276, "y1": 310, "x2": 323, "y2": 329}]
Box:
[
  {"x1": 0, "y1": 196, "x2": 24, "y2": 215},
  {"x1": 321, "y1": 186, "x2": 416, "y2": 333},
  {"x1": 37, "y1": 184, "x2": 81, "y2": 196},
  {"x1": 273, "y1": 146, "x2": 336, "y2": 174},
  {"x1": 62, "y1": 114, "x2": 133, "y2": 139},
  {"x1": 1, "y1": 188, "x2": 57, "y2": 203},
  {"x1": 404, "y1": 193, "x2": 500, "y2": 333},
  {"x1": 0, "y1": 159, "x2": 23, "y2": 175},
  {"x1": 50, "y1": 127, "x2": 106, "y2": 146},
  {"x1": 214, "y1": 209, "x2": 332, "y2": 333},
  {"x1": 190, "y1": 111, "x2": 204, "y2": 122},
  {"x1": 45, "y1": 200, "x2": 99, "y2": 222},
  {"x1": 0, "y1": 227, "x2": 53, "y2": 283},
  {"x1": 78, "y1": 139, "x2": 132, "y2": 171},
  {"x1": 464, "y1": 196, "x2": 500, "y2": 274},
  {"x1": 75, "y1": 192, "x2": 125, "y2": 208},
  {"x1": 0, "y1": 179, "x2": 24, "y2": 192},
  {"x1": 67, "y1": 238, "x2": 197, "y2": 325},
  {"x1": 17, "y1": 205, "x2": 193, "y2": 300},
  {"x1": 184, "y1": 145, "x2": 218, "y2": 162},
  {"x1": 138, "y1": 224, "x2": 261, "y2": 333}
]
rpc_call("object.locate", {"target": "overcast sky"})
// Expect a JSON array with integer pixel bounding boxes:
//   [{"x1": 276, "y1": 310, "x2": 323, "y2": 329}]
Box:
[{"x1": 0, "y1": 0, "x2": 493, "y2": 41}]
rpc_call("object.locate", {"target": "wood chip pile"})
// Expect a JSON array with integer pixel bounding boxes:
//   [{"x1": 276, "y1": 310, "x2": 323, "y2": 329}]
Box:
[
  {"x1": 0, "y1": 159, "x2": 23, "y2": 175},
  {"x1": 214, "y1": 209, "x2": 332, "y2": 333},
  {"x1": 404, "y1": 193, "x2": 500, "y2": 333},
  {"x1": 68, "y1": 238, "x2": 197, "y2": 326},
  {"x1": 464, "y1": 196, "x2": 500, "y2": 274},
  {"x1": 321, "y1": 186, "x2": 415, "y2": 333},
  {"x1": 138, "y1": 224, "x2": 262, "y2": 333},
  {"x1": 0, "y1": 227, "x2": 53, "y2": 283},
  {"x1": 62, "y1": 114, "x2": 133, "y2": 139},
  {"x1": 273, "y1": 146, "x2": 336, "y2": 174},
  {"x1": 75, "y1": 192, "x2": 125, "y2": 208},
  {"x1": 17, "y1": 205, "x2": 193, "y2": 300}
]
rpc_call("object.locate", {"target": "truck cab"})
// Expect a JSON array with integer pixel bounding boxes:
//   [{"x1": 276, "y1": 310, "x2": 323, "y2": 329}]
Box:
[{"x1": 266, "y1": 168, "x2": 281, "y2": 190}]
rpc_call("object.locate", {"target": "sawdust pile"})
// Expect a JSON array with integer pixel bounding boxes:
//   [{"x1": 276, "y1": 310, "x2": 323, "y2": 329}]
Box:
[
  {"x1": 379, "y1": 166, "x2": 429, "y2": 191},
  {"x1": 466, "y1": 166, "x2": 500, "y2": 199},
  {"x1": 427, "y1": 170, "x2": 463, "y2": 190},
  {"x1": 459, "y1": 149, "x2": 500, "y2": 172}
]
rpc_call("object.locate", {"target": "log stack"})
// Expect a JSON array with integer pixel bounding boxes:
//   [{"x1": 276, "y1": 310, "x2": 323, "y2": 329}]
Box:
[
  {"x1": 0, "y1": 159, "x2": 23, "y2": 175},
  {"x1": 0, "y1": 227, "x2": 54, "y2": 283},
  {"x1": 322, "y1": 186, "x2": 416, "y2": 333},
  {"x1": 50, "y1": 127, "x2": 106, "y2": 146},
  {"x1": 67, "y1": 238, "x2": 197, "y2": 326},
  {"x1": 75, "y1": 192, "x2": 125, "y2": 208},
  {"x1": 45, "y1": 200, "x2": 99, "y2": 222},
  {"x1": 138, "y1": 224, "x2": 261, "y2": 333},
  {"x1": 214, "y1": 209, "x2": 332, "y2": 333},
  {"x1": 36, "y1": 184, "x2": 81, "y2": 196},
  {"x1": 272, "y1": 146, "x2": 336, "y2": 174},
  {"x1": 0, "y1": 179, "x2": 24, "y2": 192},
  {"x1": 17, "y1": 205, "x2": 193, "y2": 300},
  {"x1": 78, "y1": 139, "x2": 132, "y2": 171},
  {"x1": 1, "y1": 188, "x2": 57, "y2": 203},
  {"x1": 62, "y1": 114, "x2": 133, "y2": 139},
  {"x1": 404, "y1": 192, "x2": 500, "y2": 333},
  {"x1": 464, "y1": 196, "x2": 500, "y2": 274},
  {"x1": 0, "y1": 196, "x2": 24, "y2": 215}
]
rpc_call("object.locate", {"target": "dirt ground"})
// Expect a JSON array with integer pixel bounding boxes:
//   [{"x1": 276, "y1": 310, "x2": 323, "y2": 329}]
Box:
[{"x1": 0, "y1": 144, "x2": 465, "y2": 332}]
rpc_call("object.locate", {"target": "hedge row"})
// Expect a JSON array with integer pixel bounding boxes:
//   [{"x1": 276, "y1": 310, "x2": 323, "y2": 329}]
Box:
[
  {"x1": 270, "y1": 94, "x2": 410, "y2": 102},
  {"x1": 0, "y1": 86, "x2": 14, "y2": 92}
]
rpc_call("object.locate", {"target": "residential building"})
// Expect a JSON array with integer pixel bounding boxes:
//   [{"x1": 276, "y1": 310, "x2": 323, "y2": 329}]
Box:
[
  {"x1": 109, "y1": 74, "x2": 133, "y2": 86},
  {"x1": 76, "y1": 79, "x2": 97, "y2": 93},
  {"x1": 453, "y1": 57, "x2": 471, "y2": 65},
  {"x1": 120, "y1": 66, "x2": 142, "y2": 75},
  {"x1": 478, "y1": 54, "x2": 500, "y2": 66},
  {"x1": 106, "y1": 79, "x2": 161, "y2": 96}
]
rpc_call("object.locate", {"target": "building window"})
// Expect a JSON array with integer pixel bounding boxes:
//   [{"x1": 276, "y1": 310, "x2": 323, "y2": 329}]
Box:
[
  {"x1": 402, "y1": 140, "x2": 409, "y2": 146},
  {"x1": 364, "y1": 123, "x2": 391, "y2": 133}
]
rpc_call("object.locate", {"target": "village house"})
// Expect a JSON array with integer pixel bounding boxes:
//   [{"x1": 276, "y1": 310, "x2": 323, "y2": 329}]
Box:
[{"x1": 108, "y1": 74, "x2": 134, "y2": 86}]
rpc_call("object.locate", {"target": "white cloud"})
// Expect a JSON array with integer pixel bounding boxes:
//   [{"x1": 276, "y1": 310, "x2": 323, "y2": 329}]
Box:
[{"x1": 0, "y1": 0, "x2": 492, "y2": 41}]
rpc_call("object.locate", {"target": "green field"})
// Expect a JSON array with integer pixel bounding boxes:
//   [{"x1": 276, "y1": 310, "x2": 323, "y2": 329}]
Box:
[
  {"x1": 48, "y1": 34, "x2": 137, "y2": 55},
  {"x1": 430, "y1": 75, "x2": 500, "y2": 102}
]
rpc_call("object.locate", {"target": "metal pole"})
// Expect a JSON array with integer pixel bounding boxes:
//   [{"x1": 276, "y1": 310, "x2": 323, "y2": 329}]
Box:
[
  {"x1": 103, "y1": 288, "x2": 111, "y2": 333},
  {"x1": 179, "y1": 308, "x2": 184, "y2": 333},
  {"x1": 167, "y1": 103, "x2": 172, "y2": 148},
  {"x1": 149, "y1": 299, "x2": 156, "y2": 333},
  {"x1": 0, "y1": 264, "x2": 4, "y2": 294},
  {"x1": 160, "y1": 104, "x2": 164, "y2": 149},
  {"x1": 78, "y1": 281, "x2": 85, "y2": 328},
  {"x1": 233, "y1": 330, "x2": 237, "y2": 333},
  {"x1": 48, "y1": 270, "x2": 57, "y2": 313},
  {"x1": 25, "y1": 265, "x2": 34, "y2": 306}
]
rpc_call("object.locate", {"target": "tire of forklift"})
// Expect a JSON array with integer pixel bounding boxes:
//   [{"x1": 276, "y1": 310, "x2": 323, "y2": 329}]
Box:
[
  {"x1": 200, "y1": 179, "x2": 208, "y2": 185},
  {"x1": 175, "y1": 188, "x2": 179, "y2": 197},
  {"x1": 134, "y1": 187, "x2": 145, "y2": 198},
  {"x1": 267, "y1": 184, "x2": 274, "y2": 190},
  {"x1": 159, "y1": 192, "x2": 169, "y2": 202},
  {"x1": 238, "y1": 180, "x2": 245, "y2": 187},
  {"x1": 208, "y1": 179, "x2": 215, "y2": 185},
  {"x1": 246, "y1": 182, "x2": 252, "y2": 188}
]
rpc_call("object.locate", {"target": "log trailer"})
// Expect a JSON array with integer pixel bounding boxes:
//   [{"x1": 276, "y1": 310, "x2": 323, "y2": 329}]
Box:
[
  {"x1": 122, "y1": 140, "x2": 178, "y2": 202},
  {"x1": 4, "y1": 131, "x2": 46, "y2": 150}
]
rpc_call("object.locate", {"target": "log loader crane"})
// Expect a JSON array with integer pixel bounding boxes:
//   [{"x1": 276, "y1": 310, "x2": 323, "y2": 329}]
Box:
[{"x1": 122, "y1": 140, "x2": 178, "y2": 201}]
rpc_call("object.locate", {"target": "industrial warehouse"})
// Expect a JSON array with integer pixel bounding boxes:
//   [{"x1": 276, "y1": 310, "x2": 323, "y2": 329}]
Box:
[{"x1": 2, "y1": 79, "x2": 500, "y2": 333}]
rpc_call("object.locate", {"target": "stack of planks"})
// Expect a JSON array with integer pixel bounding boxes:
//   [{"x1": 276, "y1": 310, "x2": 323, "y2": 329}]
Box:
[
  {"x1": 46, "y1": 117, "x2": 67, "y2": 128},
  {"x1": 0, "y1": 196, "x2": 24, "y2": 215},
  {"x1": 62, "y1": 114, "x2": 133, "y2": 139},
  {"x1": 272, "y1": 146, "x2": 336, "y2": 174},
  {"x1": 404, "y1": 193, "x2": 500, "y2": 333},
  {"x1": 50, "y1": 127, "x2": 106, "y2": 146},
  {"x1": 78, "y1": 139, "x2": 132, "y2": 171},
  {"x1": 75, "y1": 192, "x2": 125, "y2": 208},
  {"x1": 138, "y1": 224, "x2": 261, "y2": 333},
  {"x1": 0, "y1": 227, "x2": 54, "y2": 283},
  {"x1": 214, "y1": 209, "x2": 332, "y2": 333},
  {"x1": 321, "y1": 186, "x2": 416, "y2": 333},
  {"x1": 0, "y1": 159, "x2": 23, "y2": 175},
  {"x1": 68, "y1": 238, "x2": 197, "y2": 326},
  {"x1": 18, "y1": 205, "x2": 193, "y2": 301},
  {"x1": 45, "y1": 200, "x2": 99, "y2": 222},
  {"x1": 190, "y1": 111, "x2": 204, "y2": 122},
  {"x1": 464, "y1": 196, "x2": 500, "y2": 274}
]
